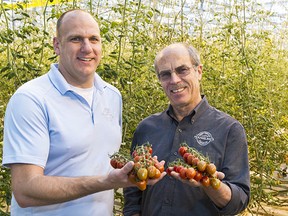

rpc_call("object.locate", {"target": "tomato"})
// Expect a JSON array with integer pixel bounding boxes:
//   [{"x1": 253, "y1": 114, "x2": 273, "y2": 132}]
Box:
[
  {"x1": 194, "y1": 171, "x2": 203, "y2": 182},
  {"x1": 136, "y1": 180, "x2": 147, "y2": 191},
  {"x1": 134, "y1": 162, "x2": 142, "y2": 171},
  {"x1": 166, "y1": 167, "x2": 173, "y2": 175},
  {"x1": 110, "y1": 159, "x2": 118, "y2": 169},
  {"x1": 146, "y1": 146, "x2": 153, "y2": 155},
  {"x1": 187, "y1": 154, "x2": 195, "y2": 166},
  {"x1": 128, "y1": 172, "x2": 137, "y2": 184},
  {"x1": 117, "y1": 161, "x2": 125, "y2": 169},
  {"x1": 178, "y1": 146, "x2": 188, "y2": 157},
  {"x1": 153, "y1": 168, "x2": 161, "y2": 179},
  {"x1": 174, "y1": 165, "x2": 184, "y2": 173},
  {"x1": 201, "y1": 176, "x2": 210, "y2": 187},
  {"x1": 197, "y1": 161, "x2": 207, "y2": 172},
  {"x1": 206, "y1": 163, "x2": 216, "y2": 175},
  {"x1": 132, "y1": 150, "x2": 138, "y2": 158},
  {"x1": 154, "y1": 162, "x2": 164, "y2": 173},
  {"x1": 133, "y1": 155, "x2": 142, "y2": 163},
  {"x1": 183, "y1": 152, "x2": 191, "y2": 163},
  {"x1": 179, "y1": 167, "x2": 187, "y2": 179},
  {"x1": 147, "y1": 165, "x2": 157, "y2": 178},
  {"x1": 146, "y1": 159, "x2": 154, "y2": 167},
  {"x1": 210, "y1": 178, "x2": 221, "y2": 190},
  {"x1": 192, "y1": 157, "x2": 199, "y2": 166},
  {"x1": 185, "y1": 167, "x2": 196, "y2": 180},
  {"x1": 137, "y1": 168, "x2": 148, "y2": 181}
]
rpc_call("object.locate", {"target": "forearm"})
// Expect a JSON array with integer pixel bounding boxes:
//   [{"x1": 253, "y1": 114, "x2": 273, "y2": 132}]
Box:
[
  {"x1": 11, "y1": 162, "x2": 135, "y2": 208},
  {"x1": 14, "y1": 175, "x2": 108, "y2": 207}
]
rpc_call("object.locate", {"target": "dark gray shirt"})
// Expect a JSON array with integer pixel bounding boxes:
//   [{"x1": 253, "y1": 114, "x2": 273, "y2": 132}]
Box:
[{"x1": 123, "y1": 96, "x2": 250, "y2": 216}]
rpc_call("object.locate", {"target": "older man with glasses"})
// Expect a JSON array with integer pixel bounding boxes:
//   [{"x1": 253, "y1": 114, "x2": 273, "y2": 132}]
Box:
[{"x1": 123, "y1": 43, "x2": 250, "y2": 216}]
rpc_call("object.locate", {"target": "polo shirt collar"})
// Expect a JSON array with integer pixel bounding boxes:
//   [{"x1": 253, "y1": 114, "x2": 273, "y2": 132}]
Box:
[
  {"x1": 166, "y1": 95, "x2": 210, "y2": 123},
  {"x1": 48, "y1": 63, "x2": 107, "y2": 95}
]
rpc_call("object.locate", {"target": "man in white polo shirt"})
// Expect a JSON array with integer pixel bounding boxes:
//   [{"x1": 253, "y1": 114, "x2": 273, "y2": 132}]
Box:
[{"x1": 2, "y1": 9, "x2": 164, "y2": 216}]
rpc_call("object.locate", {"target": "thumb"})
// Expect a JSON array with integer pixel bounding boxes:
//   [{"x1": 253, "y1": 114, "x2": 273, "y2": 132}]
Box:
[{"x1": 121, "y1": 161, "x2": 134, "y2": 174}]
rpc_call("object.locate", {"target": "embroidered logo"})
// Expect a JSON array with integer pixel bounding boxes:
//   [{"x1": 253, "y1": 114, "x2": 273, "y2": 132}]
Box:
[
  {"x1": 194, "y1": 131, "x2": 214, "y2": 146},
  {"x1": 102, "y1": 108, "x2": 114, "y2": 121}
]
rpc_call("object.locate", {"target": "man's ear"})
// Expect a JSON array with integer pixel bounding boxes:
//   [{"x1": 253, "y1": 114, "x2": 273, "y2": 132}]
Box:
[
  {"x1": 197, "y1": 64, "x2": 203, "y2": 81},
  {"x1": 53, "y1": 37, "x2": 60, "y2": 55}
]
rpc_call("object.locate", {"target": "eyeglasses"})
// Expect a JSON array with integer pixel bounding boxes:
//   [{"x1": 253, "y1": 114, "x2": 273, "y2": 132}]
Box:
[{"x1": 158, "y1": 66, "x2": 197, "y2": 82}]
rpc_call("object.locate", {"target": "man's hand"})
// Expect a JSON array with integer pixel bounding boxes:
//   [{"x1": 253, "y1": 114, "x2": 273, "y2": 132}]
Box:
[
  {"x1": 170, "y1": 170, "x2": 224, "y2": 188},
  {"x1": 108, "y1": 160, "x2": 166, "y2": 189},
  {"x1": 169, "y1": 169, "x2": 231, "y2": 207}
]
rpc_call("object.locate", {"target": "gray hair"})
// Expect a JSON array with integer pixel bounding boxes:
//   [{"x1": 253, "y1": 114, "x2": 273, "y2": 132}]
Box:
[{"x1": 154, "y1": 43, "x2": 201, "y2": 73}]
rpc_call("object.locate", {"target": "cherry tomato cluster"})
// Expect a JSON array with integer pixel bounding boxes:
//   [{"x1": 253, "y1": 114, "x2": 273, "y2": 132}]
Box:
[
  {"x1": 167, "y1": 143, "x2": 221, "y2": 190},
  {"x1": 110, "y1": 143, "x2": 164, "y2": 191},
  {"x1": 110, "y1": 152, "x2": 129, "y2": 169}
]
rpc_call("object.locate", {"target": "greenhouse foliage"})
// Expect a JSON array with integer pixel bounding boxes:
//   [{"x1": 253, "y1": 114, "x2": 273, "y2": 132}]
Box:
[{"x1": 0, "y1": 0, "x2": 288, "y2": 215}]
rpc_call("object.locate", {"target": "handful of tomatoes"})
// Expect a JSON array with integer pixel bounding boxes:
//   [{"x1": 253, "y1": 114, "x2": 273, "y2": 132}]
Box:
[
  {"x1": 110, "y1": 143, "x2": 164, "y2": 191},
  {"x1": 167, "y1": 143, "x2": 221, "y2": 190}
]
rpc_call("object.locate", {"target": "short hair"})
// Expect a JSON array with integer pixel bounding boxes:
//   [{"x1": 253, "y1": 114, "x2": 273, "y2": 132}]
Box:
[
  {"x1": 56, "y1": 9, "x2": 94, "y2": 38},
  {"x1": 154, "y1": 43, "x2": 201, "y2": 73}
]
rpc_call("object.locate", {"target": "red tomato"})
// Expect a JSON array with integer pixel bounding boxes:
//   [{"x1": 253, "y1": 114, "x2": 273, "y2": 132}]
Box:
[
  {"x1": 192, "y1": 157, "x2": 200, "y2": 166},
  {"x1": 174, "y1": 165, "x2": 184, "y2": 173},
  {"x1": 194, "y1": 171, "x2": 203, "y2": 182},
  {"x1": 178, "y1": 146, "x2": 188, "y2": 157},
  {"x1": 117, "y1": 161, "x2": 125, "y2": 169},
  {"x1": 183, "y1": 152, "x2": 191, "y2": 163},
  {"x1": 179, "y1": 167, "x2": 187, "y2": 179},
  {"x1": 201, "y1": 176, "x2": 210, "y2": 187},
  {"x1": 166, "y1": 167, "x2": 173, "y2": 175},
  {"x1": 110, "y1": 159, "x2": 118, "y2": 169},
  {"x1": 132, "y1": 150, "x2": 138, "y2": 158},
  {"x1": 133, "y1": 155, "x2": 142, "y2": 163},
  {"x1": 185, "y1": 167, "x2": 196, "y2": 180},
  {"x1": 187, "y1": 154, "x2": 195, "y2": 166},
  {"x1": 147, "y1": 146, "x2": 153, "y2": 154}
]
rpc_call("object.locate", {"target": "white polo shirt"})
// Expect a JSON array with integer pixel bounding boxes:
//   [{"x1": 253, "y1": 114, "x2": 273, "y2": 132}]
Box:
[{"x1": 3, "y1": 63, "x2": 122, "y2": 216}]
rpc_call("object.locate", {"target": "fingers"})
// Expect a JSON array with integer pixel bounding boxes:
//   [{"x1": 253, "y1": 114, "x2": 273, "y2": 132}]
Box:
[
  {"x1": 147, "y1": 172, "x2": 167, "y2": 185},
  {"x1": 217, "y1": 172, "x2": 225, "y2": 180},
  {"x1": 170, "y1": 171, "x2": 201, "y2": 187}
]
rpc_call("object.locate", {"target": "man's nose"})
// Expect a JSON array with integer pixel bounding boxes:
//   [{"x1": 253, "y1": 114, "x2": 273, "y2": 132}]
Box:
[
  {"x1": 170, "y1": 71, "x2": 181, "y2": 82},
  {"x1": 81, "y1": 39, "x2": 93, "y2": 53}
]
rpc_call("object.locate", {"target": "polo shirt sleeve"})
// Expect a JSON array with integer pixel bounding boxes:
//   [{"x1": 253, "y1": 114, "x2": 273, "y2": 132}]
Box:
[
  {"x1": 3, "y1": 92, "x2": 49, "y2": 168},
  {"x1": 218, "y1": 122, "x2": 250, "y2": 214}
]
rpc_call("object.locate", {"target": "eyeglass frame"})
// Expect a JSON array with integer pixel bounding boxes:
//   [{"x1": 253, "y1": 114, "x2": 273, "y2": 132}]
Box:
[{"x1": 157, "y1": 65, "x2": 199, "y2": 82}]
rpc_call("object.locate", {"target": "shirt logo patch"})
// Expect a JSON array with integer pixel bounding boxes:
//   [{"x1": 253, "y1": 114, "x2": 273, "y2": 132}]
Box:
[
  {"x1": 194, "y1": 131, "x2": 214, "y2": 146},
  {"x1": 102, "y1": 108, "x2": 114, "y2": 121}
]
